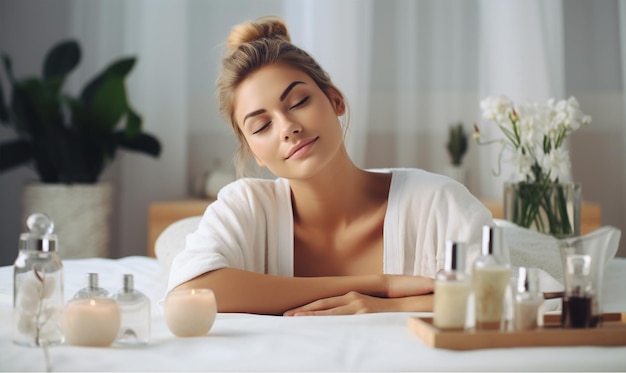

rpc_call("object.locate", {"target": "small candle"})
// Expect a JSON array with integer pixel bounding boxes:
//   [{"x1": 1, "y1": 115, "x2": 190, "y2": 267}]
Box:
[
  {"x1": 164, "y1": 288, "x2": 217, "y2": 337},
  {"x1": 63, "y1": 298, "x2": 121, "y2": 347}
]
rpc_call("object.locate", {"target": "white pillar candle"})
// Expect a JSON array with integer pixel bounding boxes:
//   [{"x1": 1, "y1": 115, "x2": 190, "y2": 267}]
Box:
[
  {"x1": 63, "y1": 298, "x2": 121, "y2": 347},
  {"x1": 164, "y1": 288, "x2": 217, "y2": 337}
]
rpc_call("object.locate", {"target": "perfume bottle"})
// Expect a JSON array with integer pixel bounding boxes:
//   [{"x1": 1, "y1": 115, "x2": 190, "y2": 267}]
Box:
[
  {"x1": 73, "y1": 273, "x2": 110, "y2": 298},
  {"x1": 513, "y1": 267, "x2": 544, "y2": 331},
  {"x1": 472, "y1": 225, "x2": 511, "y2": 331},
  {"x1": 114, "y1": 274, "x2": 151, "y2": 345},
  {"x1": 562, "y1": 254, "x2": 594, "y2": 328},
  {"x1": 433, "y1": 240, "x2": 470, "y2": 330},
  {"x1": 13, "y1": 213, "x2": 65, "y2": 347}
]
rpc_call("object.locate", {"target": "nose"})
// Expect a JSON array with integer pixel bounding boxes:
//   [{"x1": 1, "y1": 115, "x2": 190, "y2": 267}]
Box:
[{"x1": 280, "y1": 119, "x2": 302, "y2": 141}]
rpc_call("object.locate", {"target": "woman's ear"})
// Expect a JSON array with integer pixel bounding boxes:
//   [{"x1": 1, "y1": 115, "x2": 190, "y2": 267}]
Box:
[{"x1": 326, "y1": 88, "x2": 346, "y2": 116}]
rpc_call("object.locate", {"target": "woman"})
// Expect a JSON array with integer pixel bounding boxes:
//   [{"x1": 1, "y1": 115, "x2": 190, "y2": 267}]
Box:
[{"x1": 167, "y1": 16, "x2": 493, "y2": 316}]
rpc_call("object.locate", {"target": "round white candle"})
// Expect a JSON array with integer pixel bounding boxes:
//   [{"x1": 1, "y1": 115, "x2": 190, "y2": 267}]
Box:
[
  {"x1": 164, "y1": 288, "x2": 217, "y2": 337},
  {"x1": 63, "y1": 298, "x2": 121, "y2": 347}
]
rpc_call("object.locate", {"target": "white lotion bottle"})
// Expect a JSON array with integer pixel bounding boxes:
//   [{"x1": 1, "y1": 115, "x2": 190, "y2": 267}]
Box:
[
  {"x1": 472, "y1": 225, "x2": 511, "y2": 331},
  {"x1": 433, "y1": 241, "x2": 470, "y2": 330},
  {"x1": 513, "y1": 267, "x2": 544, "y2": 330}
]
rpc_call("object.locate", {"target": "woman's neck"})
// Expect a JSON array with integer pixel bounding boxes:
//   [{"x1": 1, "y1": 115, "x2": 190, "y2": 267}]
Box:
[{"x1": 289, "y1": 163, "x2": 391, "y2": 230}]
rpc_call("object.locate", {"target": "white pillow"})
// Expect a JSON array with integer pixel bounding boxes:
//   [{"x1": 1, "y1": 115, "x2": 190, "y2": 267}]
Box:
[{"x1": 155, "y1": 216, "x2": 202, "y2": 273}]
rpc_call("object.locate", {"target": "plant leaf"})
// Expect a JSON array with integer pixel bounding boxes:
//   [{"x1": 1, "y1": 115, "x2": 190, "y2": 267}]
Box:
[
  {"x1": 11, "y1": 78, "x2": 64, "y2": 135},
  {"x1": 0, "y1": 139, "x2": 33, "y2": 172},
  {"x1": 80, "y1": 57, "x2": 136, "y2": 106},
  {"x1": 0, "y1": 77, "x2": 8, "y2": 123},
  {"x1": 103, "y1": 57, "x2": 136, "y2": 77},
  {"x1": 1, "y1": 53, "x2": 15, "y2": 84},
  {"x1": 115, "y1": 131, "x2": 161, "y2": 157},
  {"x1": 88, "y1": 76, "x2": 127, "y2": 131},
  {"x1": 124, "y1": 107, "x2": 141, "y2": 138},
  {"x1": 43, "y1": 40, "x2": 80, "y2": 84}
]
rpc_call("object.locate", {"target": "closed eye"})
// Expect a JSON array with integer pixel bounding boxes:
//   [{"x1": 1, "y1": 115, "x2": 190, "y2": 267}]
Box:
[
  {"x1": 252, "y1": 121, "x2": 271, "y2": 135},
  {"x1": 289, "y1": 96, "x2": 309, "y2": 110}
]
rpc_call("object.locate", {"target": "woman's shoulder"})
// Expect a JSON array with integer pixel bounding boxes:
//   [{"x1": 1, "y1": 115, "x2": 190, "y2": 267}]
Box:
[
  {"x1": 388, "y1": 168, "x2": 461, "y2": 190},
  {"x1": 217, "y1": 176, "x2": 289, "y2": 202}
]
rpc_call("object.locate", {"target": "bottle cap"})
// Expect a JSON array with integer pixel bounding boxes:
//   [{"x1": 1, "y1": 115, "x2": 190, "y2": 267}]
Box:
[
  {"x1": 19, "y1": 213, "x2": 58, "y2": 252},
  {"x1": 123, "y1": 274, "x2": 134, "y2": 292},
  {"x1": 87, "y1": 273, "x2": 99, "y2": 289},
  {"x1": 517, "y1": 267, "x2": 539, "y2": 294},
  {"x1": 481, "y1": 225, "x2": 504, "y2": 257},
  {"x1": 444, "y1": 240, "x2": 466, "y2": 271}
]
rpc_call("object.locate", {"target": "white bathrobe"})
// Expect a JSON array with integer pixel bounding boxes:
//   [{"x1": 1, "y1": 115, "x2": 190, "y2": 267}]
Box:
[{"x1": 167, "y1": 168, "x2": 493, "y2": 291}]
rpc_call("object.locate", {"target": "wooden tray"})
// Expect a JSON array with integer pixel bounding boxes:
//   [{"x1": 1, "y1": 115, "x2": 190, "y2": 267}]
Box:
[{"x1": 408, "y1": 313, "x2": 626, "y2": 350}]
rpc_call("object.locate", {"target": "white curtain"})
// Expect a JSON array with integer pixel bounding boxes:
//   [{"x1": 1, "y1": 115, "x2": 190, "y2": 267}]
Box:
[
  {"x1": 618, "y1": 0, "x2": 626, "y2": 235},
  {"x1": 69, "y1": 0, "x2": 189, "y2": 257},
  {"x1": 477, "y1": 0, "x2": 564, "y2": 198},
  {"x1": 283, "y1": 0, "x2": 374, "y2": 167},
  {"x1": 283, "y1": 0, "x2": 564, "y2": 199}
]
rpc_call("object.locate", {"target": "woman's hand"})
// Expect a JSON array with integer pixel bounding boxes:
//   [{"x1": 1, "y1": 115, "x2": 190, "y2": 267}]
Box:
[
  {"x1": 283, "y1": 291, "x2": 394, "y2": 316},
  {"x1": 283, "y1": 292, "x2": 433, "y2": 316}
]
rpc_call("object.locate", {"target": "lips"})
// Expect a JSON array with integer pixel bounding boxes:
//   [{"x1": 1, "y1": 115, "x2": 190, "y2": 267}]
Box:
[{"x1": 286, "y1": 137, "x2": 319, "y2": 159}]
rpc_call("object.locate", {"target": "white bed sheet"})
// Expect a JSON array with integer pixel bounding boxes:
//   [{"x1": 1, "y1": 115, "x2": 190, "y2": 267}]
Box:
[{"x1": 1, "y1": 256, "x2": 625, "y2": 372}]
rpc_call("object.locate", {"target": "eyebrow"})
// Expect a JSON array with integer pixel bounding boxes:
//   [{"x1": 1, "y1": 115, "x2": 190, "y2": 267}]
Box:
[
  {"x1": 280, "y1": 81, "x2": 305, "y2": 101},
  {"x1": 242, "y1": 81, "x2": 306, "y2": 126}
]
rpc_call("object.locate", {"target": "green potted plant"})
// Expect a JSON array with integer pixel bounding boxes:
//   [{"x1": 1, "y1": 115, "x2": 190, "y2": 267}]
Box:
[
  {"x1": 0, "y1": 39, "x2": 161, "y2": 258},
  {"x1": 445, "y1": 122, "x2": 468, "y2": 184}
]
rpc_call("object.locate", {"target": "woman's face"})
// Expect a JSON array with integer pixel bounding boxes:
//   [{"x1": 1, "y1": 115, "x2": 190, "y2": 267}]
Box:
[{"x1": 233, "y1": 63, "x2": 346, "y2": 179}]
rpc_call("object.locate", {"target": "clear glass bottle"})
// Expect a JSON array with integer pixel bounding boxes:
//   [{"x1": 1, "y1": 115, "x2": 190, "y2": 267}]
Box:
[
  {"x1": 433, "y1": 241, "x2": 470, "y2": 330},
  {"x1": 562, "y1": 254, "x2": 594, "y2": 328},
  {"x1": 114, "y1": 274, "x2": 151, "y2": 345},
  {"x1": 73, "y1": 272, "x2": 110, "y2": 299},
  {"x1": 472, "y1": 225, "x2": 511, "y2": 331},
  {"x1": 13, "y1": 213, "x2": 65, "y2": 347},
  {"x1": 513, "y1": 267, "x2": 544, "y2": 330}
]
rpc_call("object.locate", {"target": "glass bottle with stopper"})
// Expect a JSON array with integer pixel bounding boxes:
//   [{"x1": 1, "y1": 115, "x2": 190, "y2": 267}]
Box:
[{"x1": 13, "y1": 213, "x2": 65, "y2": 346}]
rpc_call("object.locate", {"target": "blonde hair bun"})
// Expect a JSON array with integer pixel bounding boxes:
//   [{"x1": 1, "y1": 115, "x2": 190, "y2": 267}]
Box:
[{"x1": 226, "y1": 16, "x2": 291, "y2": 55}]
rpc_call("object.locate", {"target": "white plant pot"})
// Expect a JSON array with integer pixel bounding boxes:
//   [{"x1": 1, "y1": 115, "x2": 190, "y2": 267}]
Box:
[
  {"x1": 444, "y1": 165, "x2": 467, "y2": 185},
  {"x1": 21, "y1": 183, "x2": 113, "y2": 259}
]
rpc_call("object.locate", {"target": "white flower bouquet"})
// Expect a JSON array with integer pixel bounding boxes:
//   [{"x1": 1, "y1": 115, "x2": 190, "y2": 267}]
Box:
[{"x1": 475, "y1": 95, "x2": 591, "y2": 237}]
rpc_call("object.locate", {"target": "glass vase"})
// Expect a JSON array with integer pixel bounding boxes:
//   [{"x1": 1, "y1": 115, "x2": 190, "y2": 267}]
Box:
[{"x1": 503, "y1": 182, "x2": 581, "y2": 239}]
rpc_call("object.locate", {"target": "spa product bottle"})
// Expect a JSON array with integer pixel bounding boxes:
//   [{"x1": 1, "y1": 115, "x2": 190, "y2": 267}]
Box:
[
  {"x1": 114, "y1": 274, "x2": 151, "y2": 345},
  {"x1": 433, "y1": 241, "x2": 470, "y2": 330},
  {"x1": 513, "y1": 267, "x2": 544, "y2": 331},
  {"x1": 13, "y1": 213, "x2": 65, "y2": 347},
  {"x1": 472, "y1": 225, "x2": 511, "y2": 331},
  {"x1": 73, "y1": 272, "x2": 109, "y2": 298},
  {"x1": 562, "y1": 254, "x2": 594, "y2": 328}
]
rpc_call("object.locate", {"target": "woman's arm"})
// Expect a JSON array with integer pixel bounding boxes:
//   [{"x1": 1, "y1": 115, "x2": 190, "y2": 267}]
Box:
[
  {"x1": 283, "y1": 293, "x2": 433, "y2": 316},
  {"x1": 175, "y1": 268, "x2": 433, "y2": 315}
]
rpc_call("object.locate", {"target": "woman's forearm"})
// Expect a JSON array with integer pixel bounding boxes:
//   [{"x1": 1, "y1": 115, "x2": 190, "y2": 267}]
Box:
[
  {"x1": 392, "y1": 294, "x2": 433, "y2": 312},
  {"x1": 174, "y1": 268, "x2": 389, "y2": 315}
]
